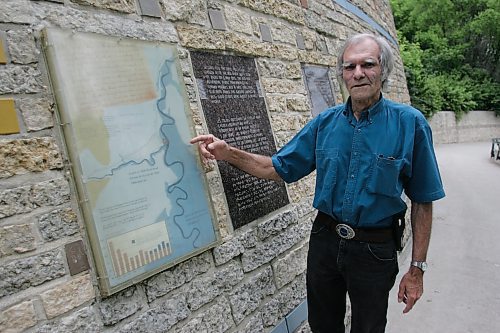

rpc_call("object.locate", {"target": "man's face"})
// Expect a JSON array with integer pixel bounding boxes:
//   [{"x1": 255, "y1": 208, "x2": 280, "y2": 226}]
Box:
[{"x1": 342, "y1": 38, "x2": 383, "y2": 106}]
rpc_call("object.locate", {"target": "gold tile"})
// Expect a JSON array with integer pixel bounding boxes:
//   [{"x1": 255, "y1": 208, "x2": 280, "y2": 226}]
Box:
[
  {"x1": 0, "y1": 39, "x2": 7, "y2": 64},
  {"x1": 0, "y1": 99, "x2": 20, "y2": 134}
]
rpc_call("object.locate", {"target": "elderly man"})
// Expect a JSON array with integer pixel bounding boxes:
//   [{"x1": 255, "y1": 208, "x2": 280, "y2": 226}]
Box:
[{"x1": 191, "y1": 33, "x2": 445, "y2": 333}]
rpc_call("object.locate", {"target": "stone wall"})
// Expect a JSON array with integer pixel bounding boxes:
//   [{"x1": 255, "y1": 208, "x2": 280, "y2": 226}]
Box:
[
  {"x1": 429, "y1": 111, "x2": 500, "y2": 144},
  {"x1": 0, "y1": 1, "x2": 408, "y2": 332}
]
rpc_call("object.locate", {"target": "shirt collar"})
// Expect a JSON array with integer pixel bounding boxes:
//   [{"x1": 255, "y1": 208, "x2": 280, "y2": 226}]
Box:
[{"x1": 343, "y1": 94, "x2": 385, "y2": 123}]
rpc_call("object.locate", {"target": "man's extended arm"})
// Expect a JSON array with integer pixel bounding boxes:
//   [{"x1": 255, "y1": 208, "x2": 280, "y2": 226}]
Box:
[
  {"x1": 190, "y1": 134, "x2": 281, "y2": 181},
  {"x1": 397, "y1": 201, "x2": 433, "y2": 313}
]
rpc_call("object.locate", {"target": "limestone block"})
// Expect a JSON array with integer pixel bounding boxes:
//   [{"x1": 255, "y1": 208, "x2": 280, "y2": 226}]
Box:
[
  {"x1": 297, "y1": 50, "x2": 335, "y2": 66},
  {"x1": 212, "y1": 236, "x2": 244, "y2": 266},
  {"x1": 33, "y1": 4, "x2": 178, "y2": 43},
  {"x1": 266, "y1": 95, "x2": 287, "y2": 113},
  {"x1": 214, "y1": 260, "x2": 244, "y2": 292},
  {"x1": 0, "y1": 224, "x2": 36, "y2": 258},
  {"x1": 175, "y1": 296, "x2": 234, "y2": 333},
  {"x1": 161, "y1": 0, "x2": 208, "y2": 25},
  {"x1": 186, "y1": 275, "x2": 221, "y2": 311},
  {"x1": 270, "y1": 21, "x2": 296, "y2": 45},
  {"x1": 272, "y1": 243, "x2": 308, "y2": 289},
  {"x1": 261, "y1": 274, "x2": 307, "y2": 327},
  {"x1": 0, "y1": 137, "x2": 63, "y2": 178},
  {"x1": 294, "y1": 199, "x2": 315, "y2": 218},
  {"x1": 145, "y1": 251, "x2": 212, "y2": 302},
  {"x1": 0, "y1": 300, "x2": 37, "y2": 333},
  {"x1": 299, "y1": 28, "x2": 317, "y2": 50},
  {"x1": 288, "y1": 175, "x2": 316, "y2": 203},
  {"x1": 270, "y1": 43, "x2": 299, "y2": 61},
  {"x1": 256, "y1": 208, "x2": 299, "y2": 240},
  {"x1": 286, "y1": 62, "x2": 303, "y2": 79},
  {"x1": 38, "y1": 207, "x2": 79, "y2": 242},
  {"x1": 118, "y1": 293, "x2": 190, "y2": 333},
  {"x1": 224, "y1": 6, "x2": 252, "y2": 35},
  {"x1": 309, "y1": 0, "x2": 335, "y2": 12},
  {"x1": 274, "y1": 132, "x2": 295, "y2": 149},
  {"x1": 98, "y1": 286, "x2": 145, "y2": 325},
  {"x1": 40, "y1": 274, "x2": 95, "y2": 319},
  {"x1": 261, "y1": 78, "x2": 306, "y2": 95},
  {"x1": 34, "y1": 306, "x2": 102, "y2": 333},
  {"x1": 239, "y1": 0, "x2": 305, "y2": 25},
  {"x1": 270, "y1": 114, "x2": 309, "y2": 133},
  {"x1": 287, "y1": 95, "x2": 311, "y2": 112},
  {"x1": 241, "y1": 222, "x2": 310, "y2": 272},
  {"x1": 212, "y1": 194, "x2": 229, "y2": 236},
  {"x1": 71, "y1": 0, "x2": 135, "y2": 13},
  {"x1": 17, "y1": 97, "x2": 54, "y2": 131},
  {"x1": 0, "y1": 249, "x2": 66, "y2": 298},
  {"x1": 177, "y1": 26, "x2": 225, "y2": 50},
  {"x1": 225, "y1": 33, "x2": 273, "y2": 58},
  {"x1": 257, "y1": 59, "x2": 287, "y2": 79},
  {"x1": 6, "y1": 29, "x2": 38, "y2": 64},
  {"x1": 238, "y1": 312, "x2": 265, "y2": 333},
  {"x1": 0, "y1": 178, "x2": 70, "y2": 219},
  {"x1": 238, "y1": 227, "x2": 258, "y2": 249},
  {"x1": 0, "y1": 0, "x2": 35, "y2": 24},
  {"x1": 0, "y1": 65, "x2": 44, "y2": 94},
  {"x1": 206, "y1": 171, "x2": 224, "y2": 195},
  {"x1": 185, "y1": 261, "x2": 243, "y2": 310},
  {"x1": 228, "y1": 266, "x2": 276, "y2": 324}
]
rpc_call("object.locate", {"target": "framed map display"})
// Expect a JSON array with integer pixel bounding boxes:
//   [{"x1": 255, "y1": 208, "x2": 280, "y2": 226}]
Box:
[{"x1": 42, "y1": 28, "x2": 220, "y2": 296}]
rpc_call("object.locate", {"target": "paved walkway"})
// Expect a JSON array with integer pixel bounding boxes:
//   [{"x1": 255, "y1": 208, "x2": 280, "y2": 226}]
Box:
[{"x1": 386, "y1": 141, "x2": 500, "y2": 333}]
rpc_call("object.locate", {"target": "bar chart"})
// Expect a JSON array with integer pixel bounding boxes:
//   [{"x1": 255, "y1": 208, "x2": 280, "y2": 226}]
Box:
[{"x1": 107, "y1": 221, "x2": 172, "y2": 277}]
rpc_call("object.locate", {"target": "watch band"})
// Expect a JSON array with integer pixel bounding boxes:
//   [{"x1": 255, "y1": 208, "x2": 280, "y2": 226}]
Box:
[{"x1": 411, "y1": 261, "x2": 428, "y2": 272}]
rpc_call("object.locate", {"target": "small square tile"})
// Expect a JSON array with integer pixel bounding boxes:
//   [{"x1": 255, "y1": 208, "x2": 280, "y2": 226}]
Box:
[
  {"x1": 259, "y1": 23, "x2": 272, "y2": 42},
  {"x1": 138, "y1": 0, "x2": 162, "y2": 18},
  {"x1": 296, "y1": 33, "x2": 305, "y2": 50},
  {"x1": 65, "y1": 240, "x2": 90, "y2": 276},
  {"x1": 0, "y1": 37, "x2": 7, "y2": 64},
  {"x1": 0, "y1": 99, "x2": 20, "y2": 134},
  {"x1": 209, "y1": 9, "x2": 227, "y2": 31}
]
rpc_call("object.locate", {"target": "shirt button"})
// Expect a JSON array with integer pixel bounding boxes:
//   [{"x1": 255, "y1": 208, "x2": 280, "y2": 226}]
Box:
[{"x1": 350, "y1": 174, "x2": 355, "y2": 178}]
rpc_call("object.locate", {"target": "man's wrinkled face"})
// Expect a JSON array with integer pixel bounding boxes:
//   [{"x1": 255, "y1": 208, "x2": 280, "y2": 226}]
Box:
[{"x1": 342, "y1": 38, "x2": 383, "y2": 105}]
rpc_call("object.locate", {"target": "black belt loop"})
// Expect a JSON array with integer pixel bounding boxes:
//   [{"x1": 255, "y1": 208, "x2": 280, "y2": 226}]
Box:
[{"x1": 315, "y1": 211, "x2": 393, "y2": 243}]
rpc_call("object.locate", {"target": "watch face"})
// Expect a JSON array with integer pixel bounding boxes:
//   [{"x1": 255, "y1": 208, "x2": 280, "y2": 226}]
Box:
[
  {"x1": 421, "y1": 262, "x2": 428, "y2": 271},
  {"x1": 412, "y1": 261, "x2": 428, "y2": 272}
]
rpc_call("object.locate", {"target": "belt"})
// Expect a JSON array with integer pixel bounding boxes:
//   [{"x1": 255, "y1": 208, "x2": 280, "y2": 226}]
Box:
[{"x1": 316, "y1": 211, "x2": 393, "y2": 243}]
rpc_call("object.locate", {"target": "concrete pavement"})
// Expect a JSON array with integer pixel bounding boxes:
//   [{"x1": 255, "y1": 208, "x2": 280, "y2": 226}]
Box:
[{"x1": 386, "y1": 141, "x2": 500, "y2": 333}]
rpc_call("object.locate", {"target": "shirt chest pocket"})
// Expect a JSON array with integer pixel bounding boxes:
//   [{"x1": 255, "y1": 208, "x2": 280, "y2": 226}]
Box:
[
  {"x1": 367, "y1": 155, "x2": 403, "y2": 197},
  {"x1": 315, "y1": 149, "x2": 339, "y2": 188}
]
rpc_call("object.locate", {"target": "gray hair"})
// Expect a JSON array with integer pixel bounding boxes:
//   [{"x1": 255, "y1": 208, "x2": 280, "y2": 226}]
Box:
[{"x1": 336, "y1": 33, "x2": 394, "y2": 90}]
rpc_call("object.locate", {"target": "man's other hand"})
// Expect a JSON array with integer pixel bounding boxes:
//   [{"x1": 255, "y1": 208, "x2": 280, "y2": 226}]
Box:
[{"x1": 397, "y1": 267, "x2": 424, "y2": 313}]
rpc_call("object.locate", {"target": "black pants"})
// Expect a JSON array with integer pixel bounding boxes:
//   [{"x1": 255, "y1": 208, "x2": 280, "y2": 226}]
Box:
[{"x1": 307, "y1": 216, "x2": 399, "y2": 333}]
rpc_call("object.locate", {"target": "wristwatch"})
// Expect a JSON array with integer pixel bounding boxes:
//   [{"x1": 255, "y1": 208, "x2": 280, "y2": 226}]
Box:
[{"x1": 410, "y1": 261, "x2": 428, "y2": 272}]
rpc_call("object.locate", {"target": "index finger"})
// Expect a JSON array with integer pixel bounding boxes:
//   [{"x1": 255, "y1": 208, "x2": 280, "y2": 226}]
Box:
[{"x1": 190, "y1": 134, "x2": 213, "y2": 144}]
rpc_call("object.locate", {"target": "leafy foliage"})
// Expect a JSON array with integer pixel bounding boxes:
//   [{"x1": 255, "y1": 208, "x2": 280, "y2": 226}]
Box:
[{"x1": 391, "y1": 0, "x2": 500, "y2": 118}]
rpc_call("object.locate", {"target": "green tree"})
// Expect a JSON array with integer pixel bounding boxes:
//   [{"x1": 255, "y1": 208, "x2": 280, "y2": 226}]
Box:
[{"x1": 391, "y1": 0, "x2": 500, "y2": 118}]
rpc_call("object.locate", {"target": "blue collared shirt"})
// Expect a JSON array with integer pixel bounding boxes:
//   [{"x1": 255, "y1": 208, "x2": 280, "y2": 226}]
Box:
[{"x1": 272, "y1": 96, "x2": 445, "y2": 228}]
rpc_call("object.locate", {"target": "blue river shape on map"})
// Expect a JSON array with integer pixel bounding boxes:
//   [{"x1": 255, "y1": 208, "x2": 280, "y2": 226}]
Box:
[{"x1": 154, "y1": 58, "x2": 202, "y2": 248}]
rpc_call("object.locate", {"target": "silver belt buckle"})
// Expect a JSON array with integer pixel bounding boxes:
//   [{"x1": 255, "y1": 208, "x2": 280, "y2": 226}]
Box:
[{"x1": 335, "y1": 224, "x2": 355, "y2": 239}]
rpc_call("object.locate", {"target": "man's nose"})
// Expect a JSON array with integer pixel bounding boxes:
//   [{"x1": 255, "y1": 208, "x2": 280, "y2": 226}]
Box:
[{"x1": 353, "y1": 65, "x2": 365, "y2": 79}]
